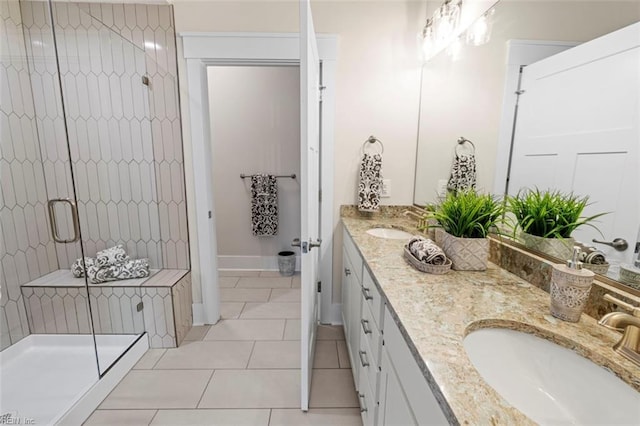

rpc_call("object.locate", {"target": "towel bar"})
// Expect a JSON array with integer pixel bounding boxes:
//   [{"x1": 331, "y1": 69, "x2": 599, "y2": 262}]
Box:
[{"x1": 240, "y1": 173, "x2": 296, "y2": 179}]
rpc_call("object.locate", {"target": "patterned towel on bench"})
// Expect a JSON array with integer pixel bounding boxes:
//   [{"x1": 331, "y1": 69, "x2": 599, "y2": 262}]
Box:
[{"x1": 87, "y1": 258, "x2": 150, "y2": 284}]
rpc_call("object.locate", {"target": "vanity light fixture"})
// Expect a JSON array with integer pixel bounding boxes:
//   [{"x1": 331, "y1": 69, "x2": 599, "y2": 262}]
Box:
[
  {"x1": 466, "y1": 8, "x2": 495, "y2": 46},
  {"x1": 421, "y1": 0, "x2": 463, "y2": 61}
]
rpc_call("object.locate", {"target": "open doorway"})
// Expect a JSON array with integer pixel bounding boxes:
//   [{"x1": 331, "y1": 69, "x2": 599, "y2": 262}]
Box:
[{"x1": 208, "y1": 65, "x2": 302, "y2": 272}]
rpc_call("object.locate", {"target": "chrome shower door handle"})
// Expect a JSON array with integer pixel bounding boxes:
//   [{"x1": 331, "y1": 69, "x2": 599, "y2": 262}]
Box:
[
  {"x1": 592, "y1": 238, "x2": 629, "y2": 252},
  {"x1": 47, "y1": 198, "x2": 80, "y2": 243}
]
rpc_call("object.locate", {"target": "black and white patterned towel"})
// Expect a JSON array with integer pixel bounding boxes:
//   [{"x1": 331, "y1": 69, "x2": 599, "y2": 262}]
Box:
[
  {"x1": 408, "y1": 236, "x2": 446, "y2": 265},
  {"x1": 71, "y1": 245, "x2": 148, "y2": 283},
  {"x1": 358, "y1": 153, "x2": 382, "y2": 212},
  {"x1": 96, "y1": 245, "x2": 129, "y2": 267},
  {"x1": 447, "y1": 153, "x2": 477, "y2": 193},
  {"x1": 87, "y1": 258, "x2": 150, "y2": 284},
  {"x1": 251, "y1": 174, "x2": 278, "y2": 236},
  {"x1": 71, "y1": 257, "x2": 96, "y2": 278}
]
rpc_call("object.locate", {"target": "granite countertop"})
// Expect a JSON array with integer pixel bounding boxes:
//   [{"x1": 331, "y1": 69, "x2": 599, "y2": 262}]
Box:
[{"x1": 342, "y1": 213, "x2": 640, "y2": 425}]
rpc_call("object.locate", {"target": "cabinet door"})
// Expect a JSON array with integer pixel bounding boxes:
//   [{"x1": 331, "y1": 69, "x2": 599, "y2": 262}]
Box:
[{"x1": 380, "y1": 349, "x2": 417, "y2": 426}]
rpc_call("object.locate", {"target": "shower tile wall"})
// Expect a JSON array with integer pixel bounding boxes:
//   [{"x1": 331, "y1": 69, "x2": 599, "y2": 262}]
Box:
[
  {"x1": 0, "y1": 0, "x2": 58, "y2": 350},
  {"x1": 19, "y1": 2, "x2": 189, "y2": 270},
  {"x1": 73, "y1": 2, "x2": 190, "y2": 270}
]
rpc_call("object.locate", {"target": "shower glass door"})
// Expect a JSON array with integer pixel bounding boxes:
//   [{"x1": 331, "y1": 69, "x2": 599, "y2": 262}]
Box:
[
  {"x1": 1, "y1": 0, "x2": 101, "y2": 420},
  {"x1": 48, "y1": 1, "x2": 152, "y2": 375}
]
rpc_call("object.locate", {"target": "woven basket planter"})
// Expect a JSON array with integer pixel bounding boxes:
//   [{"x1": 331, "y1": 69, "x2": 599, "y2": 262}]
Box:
[
  {"x1": 582, "y1": 263, "x2": 610, "y2": 275},
  {"x1": 435, "y1": 229, "x2": 489, "y2": 271},
  {"x1": 520, "y1": 232, "x2": 575, "y2": 260}
]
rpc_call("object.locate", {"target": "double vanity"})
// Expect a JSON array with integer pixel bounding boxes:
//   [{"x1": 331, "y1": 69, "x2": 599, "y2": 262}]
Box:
[{"x1": 340, "y1": 208, "x2": 640, "y2": 425}]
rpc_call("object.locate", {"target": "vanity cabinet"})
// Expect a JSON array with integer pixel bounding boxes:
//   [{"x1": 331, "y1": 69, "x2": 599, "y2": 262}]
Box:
[
  {"x1": 342, "y1": 232, "x2": 363, "y2": 390},
  {"x1": 343, "y1": 231, "x2": 385, "y2": 425},
  {"x1": 342, "y1": 228, "x2": 448, "y2": 425}
]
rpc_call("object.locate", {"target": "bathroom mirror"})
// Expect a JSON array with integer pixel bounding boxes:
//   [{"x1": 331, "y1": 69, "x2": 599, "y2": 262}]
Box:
[{"x1": 413, "y1": 1, "x2": 640, "y2": 289}]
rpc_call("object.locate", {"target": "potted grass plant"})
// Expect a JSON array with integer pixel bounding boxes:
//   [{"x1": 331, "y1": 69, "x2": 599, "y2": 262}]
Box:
[
  {"x1": 427, "y1": 190, "x2": 504, "y2": 271},
  {"x1": 507, "y1": 189, "x2": 606, "y2": 260}
]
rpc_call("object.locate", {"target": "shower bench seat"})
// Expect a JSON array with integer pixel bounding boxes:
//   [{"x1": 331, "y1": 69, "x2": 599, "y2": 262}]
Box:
[{"x1": 20, "y1": 269, "x2": 192, "y2": 348}]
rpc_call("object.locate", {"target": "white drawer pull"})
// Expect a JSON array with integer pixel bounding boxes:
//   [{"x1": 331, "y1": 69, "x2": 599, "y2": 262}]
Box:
[
  {"x1": 358, "y1": 393, "x2": 367, "y2": 413},
  {"x1": 362, "y1": 286, "x2": 373, "y2": 301},
  {"x1": 358, "y1": 350, "x2": 370, "y2": 367},
  {"x1": 361, "y1": 319, "x2": 372, "y2": 334}
]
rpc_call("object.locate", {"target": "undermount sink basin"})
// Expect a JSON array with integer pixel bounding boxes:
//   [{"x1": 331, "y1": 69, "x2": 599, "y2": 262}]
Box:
[
  {"x1": 464, "y1": 328, "x2": 640, "y2": 425},
  {"x1": 366, "y1": 228, "x2": 413, "y2": 240}
]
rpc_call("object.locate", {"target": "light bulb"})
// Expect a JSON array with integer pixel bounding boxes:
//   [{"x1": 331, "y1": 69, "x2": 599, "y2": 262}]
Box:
[
  {"x1": 466, "y1": 9, "x2": 494, "y2": 46},
  {"x1": 447, "y1": 37, "x2": 462, "y2": 61},
  {"x1": 421, "y1": 21, "x2": 434, "y2": 59}
]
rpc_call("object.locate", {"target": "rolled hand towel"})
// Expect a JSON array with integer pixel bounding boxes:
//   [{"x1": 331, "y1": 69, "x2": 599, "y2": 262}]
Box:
[
  {"x1": 408, "y1": 236, "x2": 446, "y2": 265},
  {"x1": 71, "y1": 257, "x2": 96, "y2": 278},
  {"x1": 585, "y1": 250, "x2": 607, "y2": 265},
  {"x1": 95, "y1": 245, "x2": 130, "y2": 268},
  {"x1": 87, "y1": 258, "x2": 150, "y2": 284}
]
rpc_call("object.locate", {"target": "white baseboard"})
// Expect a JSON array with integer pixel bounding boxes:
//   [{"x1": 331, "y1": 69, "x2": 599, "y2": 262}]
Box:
[
  {"x1": 192, "y1": 303, "x2": 205, "y2": 326},
  {"x1": 192, "y1": 302, "x2": 221, "y2": 326},
  {"x1": 322, "y1": 303, "x2": 343, "y2": 325},
  {"x1": 218, "y1": 255, "x2": 301, "y2": 271}
]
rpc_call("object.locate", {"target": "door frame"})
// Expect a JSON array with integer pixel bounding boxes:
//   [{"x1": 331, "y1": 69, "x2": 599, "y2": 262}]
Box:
[{"x1": 180, "y1": 32, "x2": 338, "y2": 325}]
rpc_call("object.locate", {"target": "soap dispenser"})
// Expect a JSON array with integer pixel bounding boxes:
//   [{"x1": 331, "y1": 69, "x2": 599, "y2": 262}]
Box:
[{"x1": 549, "y1": 246, "x2": 595, "y2": 322}]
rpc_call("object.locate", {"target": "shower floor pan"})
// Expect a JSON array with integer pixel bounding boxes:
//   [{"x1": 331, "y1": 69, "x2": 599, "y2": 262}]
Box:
[{"x1": 0, "y1": 333, "x2": 147, "y2": 425}]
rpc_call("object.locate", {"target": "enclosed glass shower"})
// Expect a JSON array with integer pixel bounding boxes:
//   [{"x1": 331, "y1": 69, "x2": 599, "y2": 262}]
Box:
[{"x1": 1, "y1": 0, "x2": 188, "y2": 423}]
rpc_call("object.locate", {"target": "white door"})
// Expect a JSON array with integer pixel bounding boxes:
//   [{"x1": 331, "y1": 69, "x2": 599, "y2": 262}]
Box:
[
  {"x1": 299, "y1": 0, "x2": 321, "y2": 411},
  {"x1": 509, "y1": 22, "x2": 640, "y2": 269}
]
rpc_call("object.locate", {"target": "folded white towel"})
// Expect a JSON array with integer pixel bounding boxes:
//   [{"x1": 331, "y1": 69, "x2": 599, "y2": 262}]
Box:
[{"x1": 408, "y1": 236, "x2": 446, "y2": 265}]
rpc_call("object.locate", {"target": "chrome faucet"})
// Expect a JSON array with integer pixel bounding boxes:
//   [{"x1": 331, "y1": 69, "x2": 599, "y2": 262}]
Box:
[{"x1": 598, "y1": 294, "x2": 640, "y2": 368}]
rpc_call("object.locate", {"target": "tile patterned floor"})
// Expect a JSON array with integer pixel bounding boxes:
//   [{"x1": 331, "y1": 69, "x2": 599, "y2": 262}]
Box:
[{"x1": 86, "y1": 271, "x2": 362, "y2": 425}]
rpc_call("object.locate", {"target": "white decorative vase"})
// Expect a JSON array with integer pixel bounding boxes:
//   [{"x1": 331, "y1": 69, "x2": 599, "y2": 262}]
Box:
[
  {"x1": 435, "y1": 229, "x2": 489, "y2": 271},
  {"x1": 520, "y1": 232, "x2": 575, "y2": 260}
]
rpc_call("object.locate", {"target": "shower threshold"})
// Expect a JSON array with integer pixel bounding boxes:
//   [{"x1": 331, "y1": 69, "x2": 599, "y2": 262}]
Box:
[{"x1": 0, "y1": 334, "x2": 147, "y2": 425}]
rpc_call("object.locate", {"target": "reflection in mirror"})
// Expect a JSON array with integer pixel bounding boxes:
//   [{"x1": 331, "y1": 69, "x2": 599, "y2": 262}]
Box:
[{"x1": 413, "y1": 1, "x2": 640, "y2": 289}]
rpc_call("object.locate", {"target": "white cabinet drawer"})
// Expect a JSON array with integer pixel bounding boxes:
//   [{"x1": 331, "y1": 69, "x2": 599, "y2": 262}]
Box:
[
  {"x1": 362, "y1": 268, "x2": 383, "y2": 329},
  {"x1": 358, "y1": 358, "x2": 377, "y2": 426},
  {"x1": 343, "y1": 231, "x2": 363, "y2": 282},
  {"x1": 360, "y1": 298, "x2": 381, "y2": 368},
  {"x1": 358, "y1": 323, "x2": 380, "y2": 402}
]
